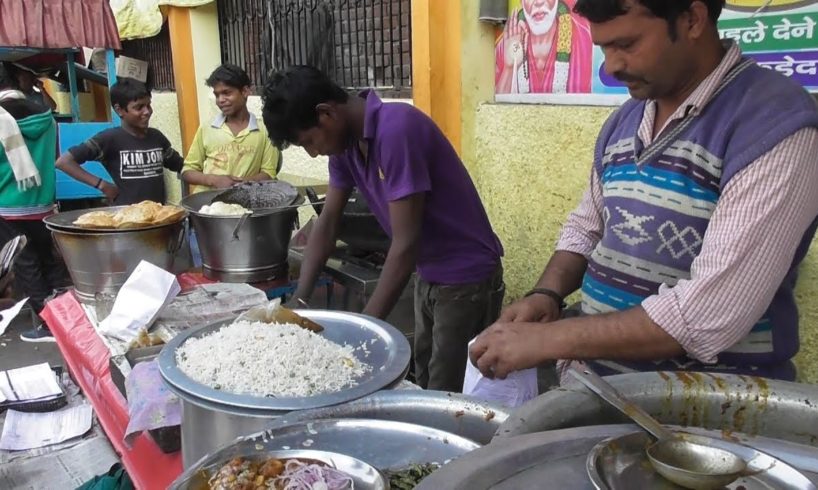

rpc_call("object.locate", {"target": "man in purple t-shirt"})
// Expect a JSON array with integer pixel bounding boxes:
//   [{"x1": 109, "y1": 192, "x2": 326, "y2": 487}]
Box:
[{"x1": 262, "y1": 66, "x2": 504, "y2": 391}]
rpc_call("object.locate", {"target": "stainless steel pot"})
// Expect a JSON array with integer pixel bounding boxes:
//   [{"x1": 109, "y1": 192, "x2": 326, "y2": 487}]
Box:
[
  {"x1": 181, "y1": 190, "x2": 303, "y2": 283},
  {"x1": 44, "y1": 210, "x2": 185, "y2": 303}
]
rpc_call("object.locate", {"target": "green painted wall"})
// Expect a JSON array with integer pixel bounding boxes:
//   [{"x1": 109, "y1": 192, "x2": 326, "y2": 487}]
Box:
[{"x1": 468, "y1": 102, "x2": 818, "y2": 383}]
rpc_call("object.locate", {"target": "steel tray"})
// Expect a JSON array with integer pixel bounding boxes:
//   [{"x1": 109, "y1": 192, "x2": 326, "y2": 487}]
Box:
[
  {"x1": 158, "y1": 310, "x2": 411, "y2": 412},
  {"x1": 44, "y1": 205, "x2": 187, "y2": 233}
]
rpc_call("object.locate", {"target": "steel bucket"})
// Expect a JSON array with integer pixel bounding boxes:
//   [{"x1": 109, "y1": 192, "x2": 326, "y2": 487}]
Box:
[
  {"x1": 45, "y1": 210, "x2": 185, "y2": 303},
  {"x1": 181, "y1": 190, "x2": 303, "y2": 283}
]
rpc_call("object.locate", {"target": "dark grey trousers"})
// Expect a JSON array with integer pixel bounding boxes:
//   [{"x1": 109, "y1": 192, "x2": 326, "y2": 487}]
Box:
[
  {"x1": 413, "y1": 265, "x2": 505, "y2": 392},
  {"x1": 0, "y1": 218, "x2": 67, "y2": 314}
]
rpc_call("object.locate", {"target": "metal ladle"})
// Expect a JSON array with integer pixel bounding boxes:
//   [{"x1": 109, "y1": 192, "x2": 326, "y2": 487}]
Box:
[{"x1": 569, "y1": 367, "x2": 746, "y2": 490}]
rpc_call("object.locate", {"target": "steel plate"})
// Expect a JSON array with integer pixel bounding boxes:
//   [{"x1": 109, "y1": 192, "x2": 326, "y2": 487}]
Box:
[
  {"x1": 170, "y1": 449, "x2": 387, "y2": 490},
  {"x1": 44, "y1": 205, "x2": 187, "y2": 233},
  {"x1": 171, "y1": 418, "x2": 480, "y2": 490},
  {"x1": 415, "y1": 425, "x2": 818, "y2": 490},
  {"x1": 267, "y1": 390, "x2": 510, "y2": 445},
  {"x1": 587, "y1": 431, "x2": 816, "y2": 490},
  {"x1": 158, "y1": 310, "x2": 411, "y2": 412}
]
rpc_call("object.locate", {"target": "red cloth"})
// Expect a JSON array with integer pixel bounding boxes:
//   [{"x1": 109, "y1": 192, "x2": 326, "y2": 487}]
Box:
[
  {"x1": 0, "y1": 0, "x2": 121, "y2": 49},
  {"x1": 41, "y1": 292, "x2": 181, "y2": 490},
  {"x1": 177, "y1": 271, "x2": 217, "y2": 293}
]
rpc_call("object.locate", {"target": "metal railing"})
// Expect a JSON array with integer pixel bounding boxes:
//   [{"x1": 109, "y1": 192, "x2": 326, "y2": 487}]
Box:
[{"x1": 217, "y1": 0, "x2": 412, "y2": 97}]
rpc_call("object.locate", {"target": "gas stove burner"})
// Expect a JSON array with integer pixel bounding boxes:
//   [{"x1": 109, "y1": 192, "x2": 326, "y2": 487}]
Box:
[{"x1": 335, "y1": 247, "x2": 386, "y2": 270}]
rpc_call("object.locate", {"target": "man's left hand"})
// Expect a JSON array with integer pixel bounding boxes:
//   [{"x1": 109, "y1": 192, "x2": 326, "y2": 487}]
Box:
[{"x1": 469, "y1": 322, "x2": 550, "y2": 379}]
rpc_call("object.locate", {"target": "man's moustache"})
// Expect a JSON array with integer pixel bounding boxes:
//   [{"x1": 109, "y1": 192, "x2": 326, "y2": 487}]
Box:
[{"x1": 614, "y1": 73, "x2": 646, "y2": 83}]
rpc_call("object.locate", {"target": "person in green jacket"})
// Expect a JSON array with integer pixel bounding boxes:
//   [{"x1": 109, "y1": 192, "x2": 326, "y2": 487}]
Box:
[{"x1": 0, "y1": 64, "x2": 66, "y2": 342}]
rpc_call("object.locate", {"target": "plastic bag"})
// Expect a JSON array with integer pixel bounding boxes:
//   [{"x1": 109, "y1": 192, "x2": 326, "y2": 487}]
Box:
[
  {"x1": 462, "y1": 339, "x2": 538, "y2": 408},
  {"x1": 124, "y1": 361, "x2": 181, "y2": 446}
]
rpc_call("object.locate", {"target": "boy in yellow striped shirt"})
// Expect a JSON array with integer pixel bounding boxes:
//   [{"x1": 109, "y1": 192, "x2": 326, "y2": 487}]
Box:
[{"x1": 182, "y1": 64, "x2": 280, "y2": 194}]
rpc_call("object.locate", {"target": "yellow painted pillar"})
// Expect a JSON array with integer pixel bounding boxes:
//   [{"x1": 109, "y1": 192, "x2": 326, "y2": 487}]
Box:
[
  {"x1": 167, "y1": 3, "x2": 221, "y2": 154},
  {"x1": 167, "y1": 7, "x2": 200, "y2": 155},
  {"x1": 411, "y1": 0, "x2": 462, "y2": 154}
]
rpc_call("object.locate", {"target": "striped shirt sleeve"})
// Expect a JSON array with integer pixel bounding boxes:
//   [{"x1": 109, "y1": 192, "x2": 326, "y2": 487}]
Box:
[
  {"x1": 555, "y1": 168, "x2": 605, "y2": 257},
  {"x1": 642, "y1": 127, "x2": 818, "y2": 363}
]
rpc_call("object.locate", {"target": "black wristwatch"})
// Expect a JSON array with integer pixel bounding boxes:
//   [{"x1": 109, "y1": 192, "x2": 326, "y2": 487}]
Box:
[{"x1": 525, "y1": 288, "x2": 566, "y2": 310}]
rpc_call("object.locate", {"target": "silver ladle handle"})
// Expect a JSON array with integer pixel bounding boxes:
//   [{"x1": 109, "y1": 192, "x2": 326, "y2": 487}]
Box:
[
  {"x1": 230, "y1": 212, "x2": 250, "y2": 241},
  {"x1": 569, "y1": 367, "x2": 674, "y2": 441}
]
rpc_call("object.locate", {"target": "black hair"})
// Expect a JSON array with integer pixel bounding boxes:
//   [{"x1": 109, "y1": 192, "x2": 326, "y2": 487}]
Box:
[
  {"x1": 0, "y1": 63, "x2": 15, "y2": 90},
  {"x1": 206, "y1": 63, "x2": 252, "y2": 90},
  {"x1": 261, "y1": 65, "x2": 349, "y2": 149},
  {"x1": 109, "y1": 78, "x2": 151, "y2": 110},
  {"x1": 574, "y1": 0, "x2": 725, "y2": 38}
]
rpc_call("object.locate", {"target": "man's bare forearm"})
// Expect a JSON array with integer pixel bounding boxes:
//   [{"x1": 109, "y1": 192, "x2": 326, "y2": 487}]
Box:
[{"x1": 533, "y1": 250, "x2": 588, "y2": 298}]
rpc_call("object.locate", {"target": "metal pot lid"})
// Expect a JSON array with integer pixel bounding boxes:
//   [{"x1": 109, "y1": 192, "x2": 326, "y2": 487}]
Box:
[
  {"x1": 158, "y1": 310, "x2": 411, "y2": 412},
  {"x1": 587, "y1": 431, "x2": 816, "y2": 490},
  {"x1": 171, "y1": 418, "x2": 480, "y2": 490},
  {"x1": 415, "y1": 424, "x2": 818, "y2": 490},
  {"x1": 44, "y1": 206, "x2": 187, "y2": 234}
]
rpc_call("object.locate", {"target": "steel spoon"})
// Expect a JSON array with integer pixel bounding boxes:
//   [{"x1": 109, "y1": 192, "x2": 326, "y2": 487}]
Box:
[{"x1": 569, "y1": 367, "x2": 746, "y2": 490}]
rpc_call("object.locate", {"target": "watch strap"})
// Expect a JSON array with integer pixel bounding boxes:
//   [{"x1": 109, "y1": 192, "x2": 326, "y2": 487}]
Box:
[{"x1": 525, "y1": 288, "x2": 566, "y2": 310}]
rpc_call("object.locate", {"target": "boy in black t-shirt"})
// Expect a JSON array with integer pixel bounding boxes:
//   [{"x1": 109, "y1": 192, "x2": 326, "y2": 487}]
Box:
[{"x1": 56, "y1": 79, "x2": 184, "y2": 205}]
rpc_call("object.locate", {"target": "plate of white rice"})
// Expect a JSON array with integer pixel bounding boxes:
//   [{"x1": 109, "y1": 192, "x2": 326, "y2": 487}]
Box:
[{"x1": 159, "y1": 310, "x2": 411, "y2": 411}]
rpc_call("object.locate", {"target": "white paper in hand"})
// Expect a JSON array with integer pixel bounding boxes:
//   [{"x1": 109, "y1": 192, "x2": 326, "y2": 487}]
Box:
[
  {"x1": 99, "y1": 261, "x2": 180, "y2": 342},
  {"x1": 462, "y1": 339, "x2": 538, "y2": 408}
]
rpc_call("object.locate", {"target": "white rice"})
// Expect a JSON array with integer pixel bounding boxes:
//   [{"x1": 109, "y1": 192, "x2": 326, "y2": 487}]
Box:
[{"x1": 176, "y1": 321, "x2": 371, "y2": 397}]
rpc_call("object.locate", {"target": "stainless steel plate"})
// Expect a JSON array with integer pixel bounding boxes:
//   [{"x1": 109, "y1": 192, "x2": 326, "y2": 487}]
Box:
[
  {"x1": 159, "y1": 310, "x2": 411, "y2": 411},
  {"x1": 45, "y1": 205, "x2": 187, "y2": 233},
  {"x1": 172, "y1": 418, "x2": 480, "y2": 489},
  {"x1": 588, "y1": 431, "x2": 816, "y2": 490},
  {"x1": 268, "y1": 390, "x2": 510, "y2": 445},
  {"x1": 170, "y1": 449, "x2": 387, "y2": 490}
]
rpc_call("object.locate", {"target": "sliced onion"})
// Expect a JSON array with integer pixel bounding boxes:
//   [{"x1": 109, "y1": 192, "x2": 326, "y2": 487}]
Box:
[{"x1": 270, "y1": 459, "x2": 353, "y2": 490}]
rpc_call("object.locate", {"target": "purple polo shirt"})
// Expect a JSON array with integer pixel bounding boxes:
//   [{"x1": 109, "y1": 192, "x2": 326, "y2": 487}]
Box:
[{"x1": 328, "y1": 91, "x2": 503, "y2": 285}]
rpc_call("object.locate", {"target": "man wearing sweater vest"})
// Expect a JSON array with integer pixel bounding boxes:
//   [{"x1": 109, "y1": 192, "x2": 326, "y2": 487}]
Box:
[{"x1": 471, "y1": 0, "x2": 818, "y2": 382}]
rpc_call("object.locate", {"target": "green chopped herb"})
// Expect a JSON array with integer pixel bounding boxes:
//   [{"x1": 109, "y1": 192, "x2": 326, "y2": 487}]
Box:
[{"x1": 385, "y1": 463, "x2": 440, "y2": 489}]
